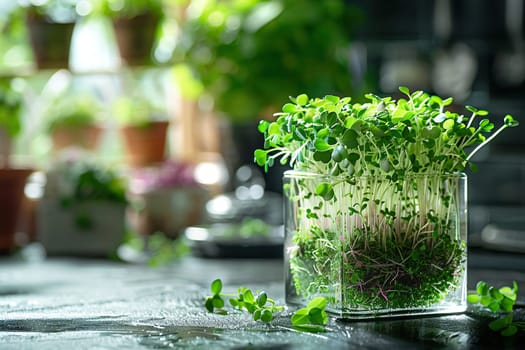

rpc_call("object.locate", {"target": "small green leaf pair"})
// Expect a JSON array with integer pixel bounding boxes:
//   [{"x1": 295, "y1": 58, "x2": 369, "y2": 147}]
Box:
[
  {"x1": 290, "y1": 296, "x2": 329, "y2": 332},
  {"x1": 205, "y1": 279, "x2": 227, "y2": 315}
]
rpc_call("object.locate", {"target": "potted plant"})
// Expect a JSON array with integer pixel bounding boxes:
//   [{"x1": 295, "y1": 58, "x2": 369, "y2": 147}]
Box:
[
  {"x1": 0, "y1": 3, "x2": 34, "y2": 72},
  {"x1": 45, "y1": 95, "x2": 104, "y2": 152},
  {"x1": 0, "y1": 76, "x2": 33, "y2": 253},
  {"x1": 255, "y1": 87, "x2": 519, "y2": 319},
  {"x1": 113, "y1": 94, "x2": 169, "y2": 167},
  {"x1": 91, "y1": 0, "x2": 164, "y2": 66},
  {"x1": 126, "y1": 160, "x2": 208, "y2": 239},
  {"x1": 37, "y1": 158, "x2": 128, "y2": 257},
  {"x1": 22, "y1": 0, "x2": 78, "y2": 70},
  {"x1": 174, "y1": 0, "x2": 360, "y2": 189}
]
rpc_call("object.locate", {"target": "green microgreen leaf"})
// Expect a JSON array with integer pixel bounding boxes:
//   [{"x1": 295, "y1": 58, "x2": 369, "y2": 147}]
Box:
[
  {"x1": 297, "y1": 94, "x2": 309, "y2": 106},
  {"x1": 315, "y1": 183, "x2": 334, "y2": 201},
  {"x1": 211, "y1": 279, "x2": 222, "y2": 295},
  {"x1": 291, "y1": 296, "x2": 328, "y2": 332}
]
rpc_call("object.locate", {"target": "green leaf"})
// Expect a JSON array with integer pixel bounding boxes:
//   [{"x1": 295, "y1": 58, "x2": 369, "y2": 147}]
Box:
[
  {"x1": 315, "y1": 183, "x2": 334, "y2": 200},
  {"x1": 344, "y1": 116, "x2": 358, "y2": 129},
  {"x1": 282, "y1": 103, "x2": 297, "y2": 113},
  {"x1": 205, "y1": 297, "x2": 214, "y2": 312},
  {"x1": 254, "y1": 149, "x2": 268, "y2": 166},
  {"x1": 258, "y1": 120, "x2": 269, "y2": 133},
  {"x1": 212, "y1": 295, "x2": 224, "y2": 308},
  {"x1": 443, "y1": 97, "x2": 454, "y2": 106},
  {"x1": 211, "y1": 279, "x2": 222, "y2": 295},
  {"x1": 268, "y1": 122, "x2": 281, "y2": 135},
  {"x1": 504, "y1": 114, "x2": 519, "y2": 127},
  {"x1": 297, "y1": 94, "x2": 309, "y2": 106},
  {"x1": 488, "y1": 301, "x2": 501, "y2": 312},
  {"x1": 430, "y1": 95, "x2": 443, "y2": 106},
  {"x1": 317, "y1": 128, "x2": 329, "y2": 139},
  {"x1": 314, "y1": 138, "x2": 331, "y2": 152},
  {"x1": 341, "y1": 129, "x2": 358, "y2": 148},
  {"x1": 398, "y1": 86, "x2": 410, "y2": 96},
  {"x1": 466, "y1": 105, "x2": 478, "y2": 114},
  {"x1": 467, "y1": 294, "x2": 481, "y2": 304},
  {"x1": 489, "y1": 287, "x2": 504, "y2": 301},
  {"x1": 331, "y1": 145, "x2": 347, "y2": 162},
  {"x1": 313, "y1": 150, "x2": 332, "y2": 163},
  {"x1": 476, "y1": 281, "x2": 489, "y2": 295},
  {"x1": 443, "y1": 119, "x2": 455, "y2": 130},
  {"x1": 243, "y1": 289, "x2": 255, "y2": 303},
  {"x1": 307, "y1": 296, "x2": 327, "y2": 310},
  {"x1": 257, "y1": 292, "x2": 268, "y2": 307},
  {"x1": 308, "y1": 308, "x2": 327, "y2": 325},
  {"x1": 261, "y1": 309, "x2": 273, "y2": 322},
  {"x1": 500, "y1": 297, "x2": 515, "y2": 312},
  {"x1": 480, "y1": 295, "x2": 492, "y2": 307},
  {"x1": 291, "y1": 308, "x2": 310, "y2": 325},
  {"x1": 325, "y1": 95, "x2": 340, "y2": 104}
]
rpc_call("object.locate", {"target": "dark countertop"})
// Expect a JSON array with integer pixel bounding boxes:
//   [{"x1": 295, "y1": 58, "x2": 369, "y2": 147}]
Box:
[{"x1": 1, "y1": 247, "x2": 525, "y2": 349}]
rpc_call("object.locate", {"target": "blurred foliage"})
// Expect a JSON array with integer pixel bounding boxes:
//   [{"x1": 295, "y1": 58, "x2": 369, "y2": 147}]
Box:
[
  {"x1": 45, "y1": 95, "x2": 102, "y2": 133},
  {"x1": 89, "y1": 0, "x2": 165, "y2": 18},
  {"x1": 57, "y1": 161, "x2": 128, "y2": 207},
  {"x1": 0, "y1": 78, "x2": 24, "y2": 138},
  {"x1": 173, "y1": 0, "x2": 362, "y2": 123}
]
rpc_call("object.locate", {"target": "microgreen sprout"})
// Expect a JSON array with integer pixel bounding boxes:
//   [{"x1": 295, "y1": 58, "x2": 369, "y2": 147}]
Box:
[
  {"x1": 467, "y1": 280, "x2": 525, "y2": 336},
  {"x1": 204, "y1": 279, "x2": 284, "y2": 322},
  {"x1": 290, "y1": 296, "x2": 329, "y2": 332}
]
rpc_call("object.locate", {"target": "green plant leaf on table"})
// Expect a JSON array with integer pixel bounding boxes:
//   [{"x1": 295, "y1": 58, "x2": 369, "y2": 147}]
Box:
[
  {"x1": 204, "y1": 278, "x2": 284, "y2": 322},
  {"x1": 290, "y1": 296, "x2": 329, "y2": 332},
  {"x1": 204, "y1": 279, "x2": 329, "y2": 332},
  {"x1": 467, "y1": 280, "x2": 525, "y2": 337}
]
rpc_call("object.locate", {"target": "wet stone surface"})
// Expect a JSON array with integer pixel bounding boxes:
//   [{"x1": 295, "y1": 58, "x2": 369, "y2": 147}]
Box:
[{"x1": 0, "y1": 251, "x2": 524, "y2": 349}]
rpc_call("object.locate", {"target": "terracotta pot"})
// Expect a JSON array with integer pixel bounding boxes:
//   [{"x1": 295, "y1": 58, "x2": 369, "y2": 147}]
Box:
[
  {"x1": 0, "y1": 168, "x2": 33, "y2": 253},
  {"x1": 112, "y1": 13, "x2": 160, "y2": 66},
  {"x1": 0, "y1": 127, "x2": 12, "y2": 168},
  {"x1": 50, "y1": 125, "x2": 103, "y2": 151},
  {"x1": 26, "y1": 12, "x2": 75, "y2": 70},
  {"x1": 120, "y1": 121, "x2": 169, "y2": 167}
]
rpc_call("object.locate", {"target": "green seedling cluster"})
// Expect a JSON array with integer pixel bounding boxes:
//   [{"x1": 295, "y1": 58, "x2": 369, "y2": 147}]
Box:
[
  {"x1": 468, "y1": 280, "x2": 525, "y2": 336},
  {"x1": 255, "y1": 87, "x2": 518, "y2": 176},
  {"x1": 205, "y1": 279, "x2": 284, "y2": 323},
  {"x1": 204, "y1": 279, "x2": 328, "y2": 331},
  {"x1": 255, "y1": 87, "x2": 519, "y2": 313}
]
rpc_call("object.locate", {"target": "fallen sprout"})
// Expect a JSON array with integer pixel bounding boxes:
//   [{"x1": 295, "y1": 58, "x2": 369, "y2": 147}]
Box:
[
  {"x1": 468, "y1": 280, "x2": 525, "y2": 336},
  {"x1": 204, "y1": 279, "x2": 328, "y2": 332}
]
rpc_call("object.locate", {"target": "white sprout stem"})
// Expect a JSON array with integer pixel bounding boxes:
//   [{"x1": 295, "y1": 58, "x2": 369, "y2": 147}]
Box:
[
  {"x1": 466, "y1": 125, "x2": 508, "y2": 161},
  {"x1": 466, "y1": 112, "x2": 476, "y2": 129}
]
